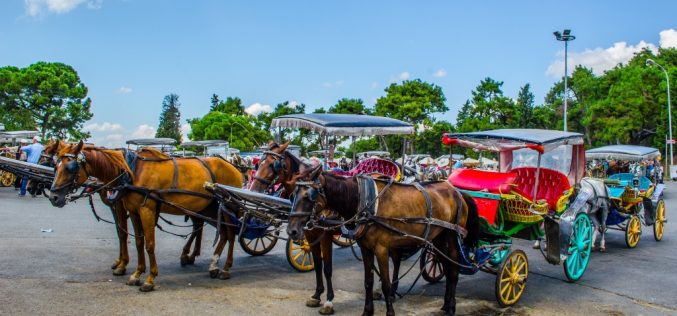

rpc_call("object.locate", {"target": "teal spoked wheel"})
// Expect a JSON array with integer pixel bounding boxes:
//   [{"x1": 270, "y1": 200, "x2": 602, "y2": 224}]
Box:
[{"x1": 563, "y1": 212, "x2": 593, "y2": 282}]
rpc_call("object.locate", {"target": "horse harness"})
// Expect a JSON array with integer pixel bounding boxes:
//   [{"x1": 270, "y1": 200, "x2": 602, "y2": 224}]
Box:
[{"x1": 252, "y1": 150, "x2": 287, "y2": 190}]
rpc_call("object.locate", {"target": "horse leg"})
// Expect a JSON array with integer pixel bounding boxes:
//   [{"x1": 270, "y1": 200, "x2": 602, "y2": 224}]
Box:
[
  {"x1": 319, "y1": 233, "x2": 335, "y2": 315},
  {"x1": 189, "y1": 218, "x2": 203, "y2": 264},
  {"x1": 112, "y1": 203, "x2": 129, "y2": 276},
  {"x1": 138, "y1": 207, "x2": 158, "y2": 292},
  {"x1": 390, "y1": 251, "x2": 402, "y2": 300},
  {"x1": 219, "y1": 224, "x2": 236, "y2": 280},
  {"x1": 375, "y1": 246, "x2": 394, "y2": 316},
  {"x1": 441, "y1": 234, "x2": 460, "y2": 316},
  {"x1": 306, "y1": 232, "x2": 324, "y2": 308},
  {"x1": 126, "y1": 211, "x2": 145, "y2": 286},
  {"x1": 360, "y1": 246, "x2": 375, "y2": 316},
  {"x1": 599, "y1": 208, "x2": 608, "y2": 252},
  {"x1": 181, "y1": 217, "x2": 202, "y2": 266},
  {"x1": 209, "y1": 224, "x2": 228, "y2": 279}
]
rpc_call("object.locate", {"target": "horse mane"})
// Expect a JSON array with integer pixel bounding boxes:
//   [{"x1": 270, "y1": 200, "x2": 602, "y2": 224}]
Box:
[
  {"x1": 137, "y1": 147, "x2": 170, "y2": 159},
  {"x1": 85, "y1": 148, "x2": 135, "y2": 181},
  {"x1": 321, "y1": 172, "x2": 359, "y2": 217},
  {"x1": 284, "y1": 150, "x2": 306, "y2": 173}
]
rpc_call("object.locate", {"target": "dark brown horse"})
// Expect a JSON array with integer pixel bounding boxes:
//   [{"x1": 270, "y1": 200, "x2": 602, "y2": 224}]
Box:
[
  {"x1": 253, "y1": 142, "x2": 407, "y2": 314},
  {"x1": 287, "y1": 165, "x2": 479, "y2": 316},
  {"x1": 49, "y1": 141, "x2": 243, "y2": 291}
]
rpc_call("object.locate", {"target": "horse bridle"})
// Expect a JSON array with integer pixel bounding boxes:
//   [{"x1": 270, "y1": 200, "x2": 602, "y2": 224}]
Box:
[
  {"x1": 252, "y1": 150, "x2": 287, "y2": 190},
  {"x1": 289, "y1": 179, "x2": 327, "y2": 230},
  {"x1": 51, "y1": 152, "x2": 88, "y2": 193}
]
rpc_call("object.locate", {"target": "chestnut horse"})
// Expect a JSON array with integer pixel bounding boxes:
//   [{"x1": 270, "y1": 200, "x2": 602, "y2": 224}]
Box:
[
  {"x1": 49, "y1": 141, "x2": 243, "y2": 291},
  {"x1": 253, "y1": 142, "x2": 406, "y2": 314},
  {"x1": 287, "y1": 165, "x2": 479, "y2": 316},
  {"x1": 44, "y1": 140, "x2": 206, "y2": 276}
]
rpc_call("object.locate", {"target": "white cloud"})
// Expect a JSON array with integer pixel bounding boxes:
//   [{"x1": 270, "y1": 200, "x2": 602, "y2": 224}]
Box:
[
  {"x1": 117, "y1": 86, "x2": 132, "y2": 94},
  {"x1": 85, "y1": 122, "x2": 122, "y2": 132},
  {"x1": 131, "y1": 124, "x2": 156, "y2": 138},
  {"x1": 180, "y1": 123, "x2": 191, "y2": 140},
  {"x1": 660, "y1": 29, "x2": 677, "y2": 48},
  {"x1": 24, "y1": 0, "x2": 102, "y2": 17},
  {"x1": 545, "y1": 31, "x2": 672, "y2": 77},
  {"x1": 370, "y1": 82, "x2": 379, "y2": 89},
  {"x1": 433, "y1": 68, "x2": 447, "y2": 78},
  {"x1": 322, "y1": 80, "x2": 344, "y2": 88},
  {"x1": 399, "y1": 72, "x2": 410, "y2": 80},
  {"x1": 245, "y1": 103, "x2": 272, "y2": 116}
]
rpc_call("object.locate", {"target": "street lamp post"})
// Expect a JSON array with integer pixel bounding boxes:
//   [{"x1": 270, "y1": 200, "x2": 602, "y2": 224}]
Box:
[
  {"x1": 647, "y1": 58, "x2": 673, "y2": 178},
  {"x1": 554, "y1": 29, "x2": 576, "y2": 132}
]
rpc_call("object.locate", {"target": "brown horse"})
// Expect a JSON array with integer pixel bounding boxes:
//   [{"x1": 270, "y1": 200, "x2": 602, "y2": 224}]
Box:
[
  {"x1": 287, "y1": 165, "x2": 479, "y2": 316},
  {"x1": 253, "y1": 142, "x2": 400, "y2": 315},
  {"x1": 49, "y1": 141, "x2": 243, "y2": 291},
  {"x1": 44, "y1": 140, "x2": 206, "y2": 276}
]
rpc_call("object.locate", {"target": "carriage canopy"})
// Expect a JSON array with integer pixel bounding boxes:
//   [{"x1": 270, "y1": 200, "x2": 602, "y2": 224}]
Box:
[
  {"x1": 586, "y1": 145, "x2": 661, "y2": 161},
  {"x1": 271, "y1": 114, "x2": 414, "y2": 136}
]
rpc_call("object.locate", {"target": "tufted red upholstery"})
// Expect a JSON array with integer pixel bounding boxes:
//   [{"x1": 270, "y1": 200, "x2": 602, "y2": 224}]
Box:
[
  {"x1": 448, "y1": 168, "x2": 516, "y2": 194},
  {"x1": 511, "y1": 167, "x2": 570, "y2": 209},
  {"x1": 330, "y1": 158, "x2": 400, "y2": 179}
]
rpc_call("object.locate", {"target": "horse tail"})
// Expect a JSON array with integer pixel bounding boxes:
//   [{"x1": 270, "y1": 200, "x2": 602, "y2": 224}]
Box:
[{"x1": 460, "y1": 192, "x2": 480, "y2": 249}]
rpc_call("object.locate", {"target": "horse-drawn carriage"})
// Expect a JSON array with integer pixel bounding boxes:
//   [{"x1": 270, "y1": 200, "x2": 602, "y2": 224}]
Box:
[
  {"x1": 586, "y1": 145, "x2": 667, "y2": 248},
  {"x1": 438, "y1": 129, "x2": 594, "y2": 306},
  {"x1": 206, "y1": 113, "x2": 415, "y2": 273}
]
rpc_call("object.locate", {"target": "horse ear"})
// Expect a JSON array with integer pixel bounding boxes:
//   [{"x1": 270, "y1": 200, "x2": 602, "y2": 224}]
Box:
[
  {"x1": 74, "y1": 140, "x2": 84, "y2": 153},
  {"x1": 308, "y1": 163, "x2": 322, "y2": 180},
  {"x1": 278, "y1": 141, "x2": 290, "y2": 152}
]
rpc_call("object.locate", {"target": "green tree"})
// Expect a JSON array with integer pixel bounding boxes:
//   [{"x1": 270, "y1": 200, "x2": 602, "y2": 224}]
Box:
[
  {"x1": 329, "y1": 98, "x2": 372, "y2": 114},
  {"x1": 156, "y1": 94, "x2": 183, "y2": 143},
  {"x1": 210, "y1": 94, "x2": 245, "y2": 115},
  {"x1": 188, "y1": 112, "x2": 270, "y2": 150},
  {"x1": 0, "y1": 62, "x2": 93, "y2": 140},
  {"x1": 415, "y1": 120, "x2": 454, "y2": 157},
  {"x1": 455, "y1": 77, "x2": 517, "y2": 133},
  {"x1": 515, "y1": 84, "x2": 535, "y2": 128}
]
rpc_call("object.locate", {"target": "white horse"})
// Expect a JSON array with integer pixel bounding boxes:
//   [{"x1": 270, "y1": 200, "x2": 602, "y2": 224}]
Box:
[{"x1": 580, "y1": 177, "x2": 612, "y2": 252}]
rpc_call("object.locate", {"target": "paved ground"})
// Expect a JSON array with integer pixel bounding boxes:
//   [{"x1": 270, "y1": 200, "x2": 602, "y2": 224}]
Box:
[{"x1": 0, "y1": 184, "x2": 676, "y2": 316}]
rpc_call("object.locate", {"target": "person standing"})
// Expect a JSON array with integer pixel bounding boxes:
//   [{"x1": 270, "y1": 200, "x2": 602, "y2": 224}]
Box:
[{"x1": 18, "y1": 136, "x2": 44, "y2": 197}]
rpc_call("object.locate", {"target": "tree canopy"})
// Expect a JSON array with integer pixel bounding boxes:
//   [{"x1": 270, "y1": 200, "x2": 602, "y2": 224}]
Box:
[{"x1": 156, "y1": 94, "x2": 183, "y2": 143}]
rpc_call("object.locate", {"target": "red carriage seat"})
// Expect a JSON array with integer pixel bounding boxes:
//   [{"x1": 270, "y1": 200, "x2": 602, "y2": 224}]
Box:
[
  {"x1": 447, "y1": 169, "x2": 517, "y2": 226},
  {"x1": 511, "y1": 167, "x2": 571, "y2": 210},
  {"x1": 331, "y1": 158, "x2": 401, "y2": 180},
  {"x1": 448, "y1": 168, "x2": 516, "y2": 194}
]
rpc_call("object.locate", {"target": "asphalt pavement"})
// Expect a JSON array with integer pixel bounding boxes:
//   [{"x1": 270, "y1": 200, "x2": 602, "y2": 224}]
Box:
[{"x1": 0, "y1": 184, "x2": 676, "y2": 316}]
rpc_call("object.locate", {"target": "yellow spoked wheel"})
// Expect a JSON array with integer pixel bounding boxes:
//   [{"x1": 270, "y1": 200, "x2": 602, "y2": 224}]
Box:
[
  {"x1": 286, "y1": 238, "x2": 314, "y2": 272},
  {"x1": 239, "y1": 234, "x2": 278, "y2": 256},
  {"x1": 625, "y1": 215, "x2": 642, "y2": 248},
  {"x1": 495, "y1": 250, "x2": 528, "y2": 307},
  {"x1": 332, "y1": 234, "x2": 355, "y2": 248},
  {"x1": 0, "y1": 171, "x2": 16, "y2": 187},
  {"x1": 654, "y1": 199, "x2": 666, "y2": 242}
]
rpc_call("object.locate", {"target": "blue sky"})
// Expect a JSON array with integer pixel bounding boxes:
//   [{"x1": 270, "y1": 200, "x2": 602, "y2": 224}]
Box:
[{"x1": 1, "y1": 1, "x2": 676, "y2": 147}]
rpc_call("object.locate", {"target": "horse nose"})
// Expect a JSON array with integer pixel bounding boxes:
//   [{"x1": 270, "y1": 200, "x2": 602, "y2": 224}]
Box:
[{"x1": 288, "y1": 229, "x2": 299, "y2": 240}]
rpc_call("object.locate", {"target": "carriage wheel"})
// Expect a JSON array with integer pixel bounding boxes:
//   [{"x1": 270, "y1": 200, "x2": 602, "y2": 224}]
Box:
[
  {"x1": 239, "y1": 233, "x2": 278, "y2": 256},
  {"x1": 419, "y1": 249, "x2": 445, "y2": 283},
  {"x1": 563, "y1": 213, "x2": 593, "y2": 282},
  {"x1": 625, "y1": 215, "x2": 642, "y2": 248},
  {"x1": 332, "y1": 233, "x2": 355, "y2": 248},
  {"x1": 286, "y1": 238, "x2": 314, "y2": 272},
  {"x1": 0, "y1": 171, "x2": 16, "y2": 187},
  {"x1": 654, "y1": 199, "x2": 666, "y2": 242},
  {"x1": 495, "y1": 250, "x2": 528, "y2": 307}
]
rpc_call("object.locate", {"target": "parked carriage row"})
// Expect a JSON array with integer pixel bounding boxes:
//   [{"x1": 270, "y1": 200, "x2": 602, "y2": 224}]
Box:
[{"x1": 0, "y1": 113, "x2": 669, "y2": 315}]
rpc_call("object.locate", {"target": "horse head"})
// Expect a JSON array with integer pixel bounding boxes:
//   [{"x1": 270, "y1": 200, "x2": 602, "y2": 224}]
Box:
[
  {"x1": 250, "y1": 141, "x2": 298, "y2": 194},
  {"x1": 286, "y1": 164, "x2": 325, "y2": 242},
  {"x1": 49, "y1": 140, "x2": 87, "y2": 207}
]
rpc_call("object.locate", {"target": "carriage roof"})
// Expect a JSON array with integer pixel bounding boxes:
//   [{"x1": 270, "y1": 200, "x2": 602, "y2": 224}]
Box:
[
  {"x1": 271, "y1": 114, "x2": 414, "y2": 136},
  {"x1": 586, "y1": 145, "x2": 661, "y2": 161},
  {"x1": 182, "y1": 140, "x2": 228, "y2": 147},
  {"x1": 443, "y1": 129, "x2": 584, "y2": 153},
  {"x1": 126, "y1": 138, "x2": 177, "y2": 146}
]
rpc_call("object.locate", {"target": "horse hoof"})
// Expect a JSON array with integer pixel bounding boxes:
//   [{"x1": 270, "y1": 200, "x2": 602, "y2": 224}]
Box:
[
  {"x1": 180, "y1": 256, "x2": 189, "y2": 267},
  {"x1": 218, "y1": 270, "x2": 230, "y2": 280},
  {"x1": 111, "y1": 263, "x2": 119, "y2": 270},
  {"x1": 600, "y1": 247, "x2": 606, "y2": 253},
  {"x1": 112, "y1": 267, "x2": 126, "y2": 276},
  {"x1": 126, "y1": 278, "x2": 141, "y2": 286},
  {"x1": 319, "y1": 306, "x2": 335, "y2": 315},
  {"x1": 306, "y1": 298, "x2": 321, "y2": 308},
  {"x1": 139, "y1": 283, "x2": 155, "y2": 292},
  {"x1": 187, "y1": 257, "x2": 196, "y2": 265},
  {"x1": 209, "y1": 269, "x2": 219, "y2": 279},
  {"x1": 372, "y1": 291, "x2": 383, "y2": 300}
]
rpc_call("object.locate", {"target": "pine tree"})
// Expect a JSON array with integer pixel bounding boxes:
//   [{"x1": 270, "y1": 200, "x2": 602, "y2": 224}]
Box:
[{"x1": 156, "y1": 93, "x2": 182, "y2": 143}]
